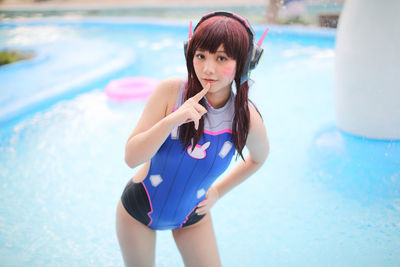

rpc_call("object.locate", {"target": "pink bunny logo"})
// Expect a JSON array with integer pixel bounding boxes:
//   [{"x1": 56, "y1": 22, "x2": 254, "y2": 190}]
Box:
[{"x1": 187, "y1": 141, "x2": 211, "y2": 159}]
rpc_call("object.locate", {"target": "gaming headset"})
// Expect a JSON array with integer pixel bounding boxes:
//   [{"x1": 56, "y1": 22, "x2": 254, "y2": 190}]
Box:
[{"x1": 184, "y1": 11, "x2": 269, "y2": 84}]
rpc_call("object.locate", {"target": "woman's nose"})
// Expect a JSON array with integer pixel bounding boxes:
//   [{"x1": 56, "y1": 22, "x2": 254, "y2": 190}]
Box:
[{"x1": 203, "y1": 59, "x2": 215, "y2": 74}]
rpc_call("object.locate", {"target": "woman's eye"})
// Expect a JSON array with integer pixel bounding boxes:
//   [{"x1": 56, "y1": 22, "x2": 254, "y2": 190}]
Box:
[
  {"x1": 218, "y1": 56, "x2": 227, "y2": 61},
  {"x1": 195, "y1": 54, "x2": 205, "y2": 59}
]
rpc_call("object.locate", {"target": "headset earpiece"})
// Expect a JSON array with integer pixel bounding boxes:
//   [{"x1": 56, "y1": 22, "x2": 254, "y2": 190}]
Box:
[
  {"x1": 183, "y1": 21, "x2": 193, "y2": 60},
  {"x1": 250, "y1": 45, "x2": 264, "y2": 70},
  {"x1": 183, "y1": 41, "x2": 188, "y2": 60}
]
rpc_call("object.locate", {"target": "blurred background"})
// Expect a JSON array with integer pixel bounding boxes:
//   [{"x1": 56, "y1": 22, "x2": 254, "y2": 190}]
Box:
[
  {"x1": 2, "y1": 0, "x2": 399, "y2": 266},
  {"x1": 1, "y1": 0, "x2": 344, "y2": 28}
]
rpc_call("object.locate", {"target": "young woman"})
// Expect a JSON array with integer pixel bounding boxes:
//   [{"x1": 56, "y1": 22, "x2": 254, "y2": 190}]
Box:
[{"x1": 116, "y1": 11, "x2": 270, "y2": 267}]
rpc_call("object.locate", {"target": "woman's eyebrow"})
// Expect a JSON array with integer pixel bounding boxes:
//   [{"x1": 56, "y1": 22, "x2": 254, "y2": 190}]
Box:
[{"x1": 195, "y1": 49, "x2": 227, "y2": 54}]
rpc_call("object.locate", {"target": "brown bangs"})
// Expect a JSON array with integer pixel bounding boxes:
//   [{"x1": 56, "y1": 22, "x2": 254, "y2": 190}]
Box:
[{"x1": 190, "y1": 16, "x2": 249, "y2": 62}]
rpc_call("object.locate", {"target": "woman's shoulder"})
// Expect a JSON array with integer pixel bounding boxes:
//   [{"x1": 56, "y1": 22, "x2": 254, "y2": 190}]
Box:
[
  {"x1": 155, "y1": 77, "x2": 185, "y2": 114},
  {"x1": 246, "y1": 101, "x2": 269, "y2": 162},
  {"x1": 247, "y1": 102, "x2": 265, "y2": 132},
  {"x1": 150, "y1": 77, "x2": 183, "y2": 101},
  {"x1": 157, "y1": 77, "x2": 184, "y2": 94}
]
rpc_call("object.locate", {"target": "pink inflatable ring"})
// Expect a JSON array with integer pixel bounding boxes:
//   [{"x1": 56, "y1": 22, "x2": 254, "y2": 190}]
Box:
[{"x1": 105, "y1": 77, "x2": 159, "y2": 102}]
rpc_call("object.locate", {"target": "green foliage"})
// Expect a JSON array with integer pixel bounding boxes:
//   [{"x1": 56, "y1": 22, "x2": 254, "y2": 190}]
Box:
[{"x1": 0, "y1": 50, "x2": 34, "y2": 66}]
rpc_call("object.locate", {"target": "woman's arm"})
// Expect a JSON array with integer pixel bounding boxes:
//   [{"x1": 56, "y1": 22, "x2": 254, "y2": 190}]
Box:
[
  {"x1": 125, "y1": 79, "x2": 209, "y2": 168},
  {"x1": 196, "y1": 105, "x2": 269, "y2": 214},
  {"x1": 214, "y1": 104, "x2": 269, "y2": 197}
]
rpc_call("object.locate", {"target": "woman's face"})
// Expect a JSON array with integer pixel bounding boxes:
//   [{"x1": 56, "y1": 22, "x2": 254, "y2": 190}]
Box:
[{"x1": 193, "y1": 44, "x2": 237, "y2": 95}]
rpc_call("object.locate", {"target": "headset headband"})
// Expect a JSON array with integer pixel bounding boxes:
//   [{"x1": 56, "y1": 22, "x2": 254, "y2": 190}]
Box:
[{"x1": 184, "y1": 11, "x2": 269, "y2": 84}]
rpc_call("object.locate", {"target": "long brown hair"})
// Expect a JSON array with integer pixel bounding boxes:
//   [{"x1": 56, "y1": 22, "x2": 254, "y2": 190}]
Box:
[{"x1": 180, "y1": 15, "x2": 253, "y2": 160}]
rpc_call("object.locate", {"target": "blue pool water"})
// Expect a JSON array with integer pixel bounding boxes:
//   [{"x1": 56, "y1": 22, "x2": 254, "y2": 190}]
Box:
[{"x1": 0, "y1": 18, "x2": 399, "y2": 266}]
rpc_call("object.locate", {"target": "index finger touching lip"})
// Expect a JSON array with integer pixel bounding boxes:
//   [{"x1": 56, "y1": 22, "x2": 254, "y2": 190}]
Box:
[{"x1": 192, "y1": 83, "x2": 210, "y2": 102}]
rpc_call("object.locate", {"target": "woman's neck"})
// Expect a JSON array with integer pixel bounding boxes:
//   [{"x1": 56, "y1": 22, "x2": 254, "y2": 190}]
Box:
[{"x1": 205, "y1": 85, "x2": 232, "y2": 109}]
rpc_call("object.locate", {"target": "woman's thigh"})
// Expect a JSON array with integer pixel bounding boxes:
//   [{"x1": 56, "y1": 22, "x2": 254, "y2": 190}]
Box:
[
  {"x1": 172, "y1": 213, "x2": 221, "y2": 267},
  {"x1": 116, "y1": 200, "x2": 156, "y2": 267}
]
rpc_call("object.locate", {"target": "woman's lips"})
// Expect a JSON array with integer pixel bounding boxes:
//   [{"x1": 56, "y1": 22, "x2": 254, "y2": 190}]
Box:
[{"x1": 203, "y1": 79, "x2": 217, "y2": 83}]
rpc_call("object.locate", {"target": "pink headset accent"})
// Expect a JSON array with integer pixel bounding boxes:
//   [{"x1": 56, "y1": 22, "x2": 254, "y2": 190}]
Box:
[
  {"x1": 188, "y1": 21, "x2": 193, "y2": 39},
  {"x1": 232, "y1": 13, "x2": 251, "y2": 29},
  {"x1": 257, "y1": 27, "x2": 269, "y2": 47}
]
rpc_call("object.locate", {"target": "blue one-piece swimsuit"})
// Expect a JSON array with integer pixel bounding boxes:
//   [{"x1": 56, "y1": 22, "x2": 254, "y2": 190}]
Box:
[{"x1": 121, "y1": 81, "x2": 236, "y2": 230}]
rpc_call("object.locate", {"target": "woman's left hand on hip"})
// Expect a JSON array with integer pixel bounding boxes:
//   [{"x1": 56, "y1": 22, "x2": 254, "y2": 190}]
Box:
[{"x1": 196, "y1": 187, "x2": 219, "y2": 215}]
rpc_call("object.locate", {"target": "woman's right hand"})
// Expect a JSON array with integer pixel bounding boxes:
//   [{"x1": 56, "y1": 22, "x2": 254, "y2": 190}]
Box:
[
  {"x1": 125, "y1": 80, "x2": 209, "y2": 168},
  {"x1": 168, "y1": 83, "x2": 210, "y2": 130}
]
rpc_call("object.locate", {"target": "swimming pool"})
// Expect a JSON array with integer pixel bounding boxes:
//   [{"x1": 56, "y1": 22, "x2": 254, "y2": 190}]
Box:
[{"x1": 1, "y1": 18, "x2": 399, "y2": 266}]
